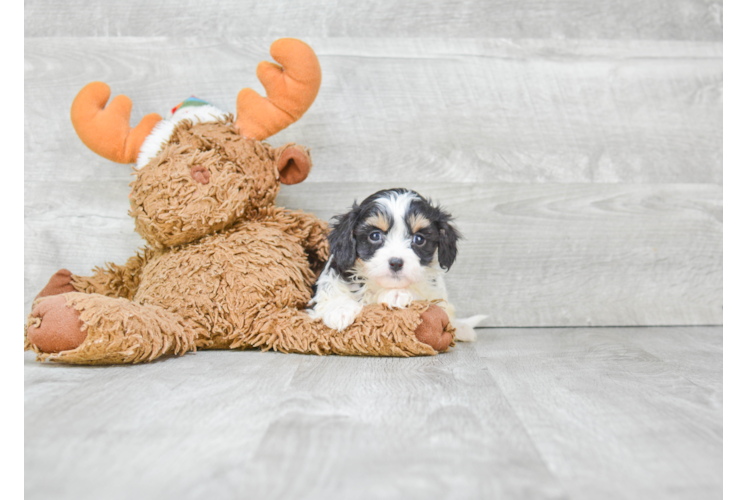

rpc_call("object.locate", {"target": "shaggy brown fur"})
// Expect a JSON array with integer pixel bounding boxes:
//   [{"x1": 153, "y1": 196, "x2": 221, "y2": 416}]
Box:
[{"x1": 26, "y1": 118, "x2": 454, "y2": 364}]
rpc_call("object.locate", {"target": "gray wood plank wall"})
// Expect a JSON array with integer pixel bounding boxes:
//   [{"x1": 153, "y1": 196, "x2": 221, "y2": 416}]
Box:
[{"x1": 24, "y1": 1, "x2": 723, "y2": 327}]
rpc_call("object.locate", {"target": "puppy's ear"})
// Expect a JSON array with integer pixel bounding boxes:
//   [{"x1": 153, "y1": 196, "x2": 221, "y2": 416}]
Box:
[
  {"x1": 328, "y1": 203, "x2": 361, "y2": 275},
  {"x1": 435, "y1": 209, "x2": 461, "y2": 271}
]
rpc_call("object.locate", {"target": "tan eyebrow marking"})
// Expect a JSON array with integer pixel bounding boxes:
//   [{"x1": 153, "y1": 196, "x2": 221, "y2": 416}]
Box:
[
  {"x1": 365, "y1": 212, "x2": 390, "y2": 231},
  {"x1": 408, "y1": 213, "x2": 431, "y2": 233}
]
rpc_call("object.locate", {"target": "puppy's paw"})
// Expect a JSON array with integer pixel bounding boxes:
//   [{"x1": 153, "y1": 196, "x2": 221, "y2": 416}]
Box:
[
  {"x1": 323, "y1": 301, "x2": 363, "y2": 332},
  {"x1": 380, "y1": 289, "x2": 413, "y2": 309}
]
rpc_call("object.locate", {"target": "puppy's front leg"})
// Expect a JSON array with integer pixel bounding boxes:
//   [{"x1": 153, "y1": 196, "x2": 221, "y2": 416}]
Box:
[
  {"x1": 319, "y1": 297, "x2": 364, "y2": 331},
  {"x1": 379, "y1": 288, "x2": 414, "y2": 309},
  {"x1": 309, "y1": 263, "x2": 365, "y2": 332}
]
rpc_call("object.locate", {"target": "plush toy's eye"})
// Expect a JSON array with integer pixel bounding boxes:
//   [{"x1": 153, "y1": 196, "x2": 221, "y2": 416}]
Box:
[
  {"x1": 369, "y1": 231, "x2": 382, "y2": 243},
  {"x1": 413, "y1": 234, "x2": 425, "y2": 246}
]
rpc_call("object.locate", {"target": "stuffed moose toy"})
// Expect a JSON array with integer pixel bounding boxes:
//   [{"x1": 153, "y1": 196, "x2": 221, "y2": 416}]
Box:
[{"x1": 25, "y1": 38, "x2": 454, "y2": 364}]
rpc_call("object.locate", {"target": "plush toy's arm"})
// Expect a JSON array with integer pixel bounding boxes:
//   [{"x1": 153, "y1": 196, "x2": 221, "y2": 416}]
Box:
[
  {"x1": 251, "y1": 207, "x2": 329, "y2": 276},
  {"x1": 287, "y1": 209, "x2": 329, "y2": 276},
  {"x1": 231, "y1": 302, "x2": 455, "y2": 357},
  {"x1": 70, "y1": 248, "x2": 154, "y2": 300}
]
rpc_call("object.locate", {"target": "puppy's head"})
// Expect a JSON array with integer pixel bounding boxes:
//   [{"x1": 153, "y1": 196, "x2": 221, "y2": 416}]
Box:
[{"x1": 328, "y1": 188, "x2": 461, "y2": 288}]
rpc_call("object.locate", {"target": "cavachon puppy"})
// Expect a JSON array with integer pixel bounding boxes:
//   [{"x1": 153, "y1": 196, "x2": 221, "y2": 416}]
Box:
[{"x1": 309, "y1": 188, "x2": 486, "y2": 340}]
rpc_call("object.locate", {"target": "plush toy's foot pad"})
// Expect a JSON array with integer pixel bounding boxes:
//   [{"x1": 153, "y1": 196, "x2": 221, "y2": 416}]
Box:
[
  {"x1": 27, "y1": 295, "x2": 87, "y2": 353},
  {"x1": 37, "y1": 269, "x2": 76, "y2": 299},
  {"x1": 414, "y1": 305, "x2": 452, "y2": 353}
]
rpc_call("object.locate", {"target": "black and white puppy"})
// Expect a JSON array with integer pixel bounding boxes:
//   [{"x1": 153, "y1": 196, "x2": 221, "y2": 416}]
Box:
[{"x1": 308, "y1": 188, "x2": 485, "y2": 341}]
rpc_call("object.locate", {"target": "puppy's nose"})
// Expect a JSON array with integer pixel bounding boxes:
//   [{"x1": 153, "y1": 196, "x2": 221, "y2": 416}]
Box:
[{"x1": 389, "y1": 258, "x2": 404, "y2": 272}]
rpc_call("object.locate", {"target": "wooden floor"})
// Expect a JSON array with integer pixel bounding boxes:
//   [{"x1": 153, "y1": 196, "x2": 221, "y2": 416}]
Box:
[{"x1": 24, "y1": 326, "x2": 722, "y2": 500}]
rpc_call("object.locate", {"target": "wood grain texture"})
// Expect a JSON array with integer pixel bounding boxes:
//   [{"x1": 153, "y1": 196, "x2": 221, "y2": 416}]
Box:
[
  {"x1": 24, "y1": 0, "x2": 723, "y2": 40},
  {"x1": 25, "y1": 181, "x2": 722, "y2": 327},
  {"x1": 24, "y1": 37, "x2": 723, "y2": 184},
  {"x1": 24, "y1": 348, "x2": 564, "y2": 500},
  {"x1": 478, "y1": 326, "x2": 722, "y2": 500},
  {"x1": 24, "y1": 326, "x2": 722, "y2": 500}
]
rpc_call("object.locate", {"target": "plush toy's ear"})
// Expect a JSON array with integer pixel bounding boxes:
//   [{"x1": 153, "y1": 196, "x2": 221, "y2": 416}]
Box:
[
  {"x1": 436, "y1": 211, "x2": 461, "y2": 271},
  {"x1": 328, "y1": 204, "x2": 361, "y2": 274},
  {"x1": 277, "y1": 145, "x2": 312, "y2": 185}
]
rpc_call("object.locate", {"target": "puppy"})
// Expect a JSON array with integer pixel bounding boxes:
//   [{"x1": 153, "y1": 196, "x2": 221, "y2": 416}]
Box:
[{"x1": 308, "y1": 188, "x2": 486, "y2": 341}]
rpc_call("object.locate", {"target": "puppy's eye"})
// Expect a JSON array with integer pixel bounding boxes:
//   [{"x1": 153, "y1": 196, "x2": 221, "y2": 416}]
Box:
[
  {"x1": 413, "y1": 234, "x2": 425, "y2": 246},
  {"x1": 369, "y1": 231, "x2": 382, "y2": 243}
]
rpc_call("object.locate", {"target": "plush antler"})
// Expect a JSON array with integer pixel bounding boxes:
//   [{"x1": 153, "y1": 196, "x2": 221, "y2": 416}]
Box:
[
  {"x1": 235, "y1": 38, "x2": 322, "y2": 141},
  {"x1": 70, "y1": 82, "x2": 162, "y2": 164}
]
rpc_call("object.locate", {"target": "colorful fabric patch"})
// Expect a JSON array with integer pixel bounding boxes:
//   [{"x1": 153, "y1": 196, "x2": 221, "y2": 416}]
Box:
[{"x1": 171, "y1": 96, "x2": 212, "y2": 116}]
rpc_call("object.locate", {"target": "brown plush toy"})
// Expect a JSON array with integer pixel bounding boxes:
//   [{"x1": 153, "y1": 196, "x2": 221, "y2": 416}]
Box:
[{"x1": 25, "y1": 38, "x2": 454, "y2": 365}]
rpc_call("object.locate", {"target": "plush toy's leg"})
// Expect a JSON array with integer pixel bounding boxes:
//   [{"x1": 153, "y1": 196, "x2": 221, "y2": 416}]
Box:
[
  {"x1": 35, "y1": 251, "x2": 152, "y2": 303},
  {"x1": 25, "y1": 292, "x2": 201, "y2": 365},
  {"x1": 229, "y1": 301, "x2": 454, "y2": 356}
]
